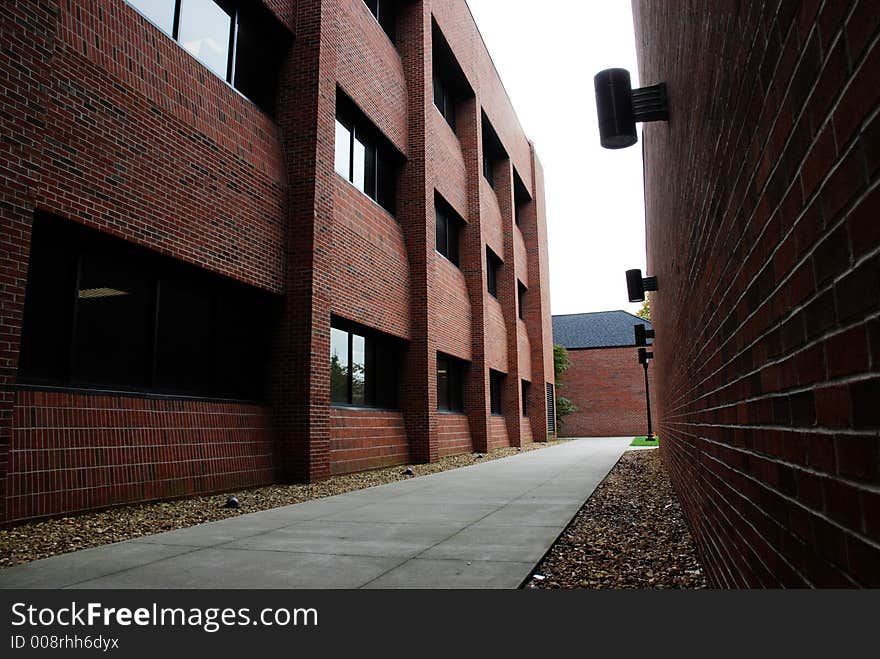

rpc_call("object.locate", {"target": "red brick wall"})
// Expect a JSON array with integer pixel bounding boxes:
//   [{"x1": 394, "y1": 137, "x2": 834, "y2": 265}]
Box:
[
  {"x1": 329, "y1": 408, "x2": 409, "y2": 474},
  {"x1": 558, "y1": 347, "x2": 656, "y2": 438},
  {"x1": 0, "y1": 0, "x2": 556, "y2": 523},
  {"x1": 634, "y1": 0, "x2": 880, "y2": 587},
  {"x1": 437, "y1": 413, "x2": 472, "y2": 457},
  {"x1": 7, "y1": 390, "x2": 275, "y2": 522},
  {"x1": 488, "y1": 415, "x2": 510, "y2": 450}
]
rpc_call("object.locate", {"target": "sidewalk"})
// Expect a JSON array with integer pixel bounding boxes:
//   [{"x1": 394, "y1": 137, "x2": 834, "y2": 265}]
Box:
[{"x1": 0, "y1": 437, "x2": 631, "y2": 589}]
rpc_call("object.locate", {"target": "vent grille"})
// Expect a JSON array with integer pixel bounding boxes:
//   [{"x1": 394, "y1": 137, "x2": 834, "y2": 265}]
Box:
[{"x1": 546, "y1": 383, "x2": 556, "y2": 433}]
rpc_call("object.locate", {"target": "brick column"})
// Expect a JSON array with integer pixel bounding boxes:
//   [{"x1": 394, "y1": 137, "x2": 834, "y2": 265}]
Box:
[
  {"x1": 396, "y1": 0, "x2": 437, "y2": 464},
  {"x1": 494, "y1": 160, "x2": 524, "y2": 446},
  {"x1": 271, "y1": 0, "x2": 338, "y2": 482},
  {"x1": 522, "y1": 147, "x2": 554, "y2": 441}
]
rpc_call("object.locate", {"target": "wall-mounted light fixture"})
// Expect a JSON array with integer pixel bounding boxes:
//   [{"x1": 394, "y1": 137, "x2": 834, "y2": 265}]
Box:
[
  {"x1": 634, "y1": 323, "x2": 655, "y2": 347},
  {"x1": 594, "y1": 68, "x2": 668, "y2": 149},
  {"x1": 626, "y1": 268, "x2": 658, "y2": 303}
]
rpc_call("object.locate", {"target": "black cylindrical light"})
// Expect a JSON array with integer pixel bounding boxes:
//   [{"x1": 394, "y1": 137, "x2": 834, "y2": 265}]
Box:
[
  {"x1": 594, "y1": 68, "x2": 637, "y2": 149},
  {"x1": 626, "y1": 268, "x2": 645, "y2": 302}
]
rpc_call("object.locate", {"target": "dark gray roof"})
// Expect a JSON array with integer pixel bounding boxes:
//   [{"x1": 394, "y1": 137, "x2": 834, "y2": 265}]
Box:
[{"x1": 552, "y1": 310, "x2": 652, "y2": 350}]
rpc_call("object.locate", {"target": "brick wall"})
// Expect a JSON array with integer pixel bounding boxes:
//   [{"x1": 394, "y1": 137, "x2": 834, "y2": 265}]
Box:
[
  {"x1": 0, "y1": 0, "x2": 555, "y2": 523},
  {"x1": 437, "y1": 412, "x2": 472, "y2": 457},
  {"x1": 559, "y1": 347, "x2": 656, "y2": 438},
  {"x1": 7, "y1": 390, "x2": 275, "y2": 522},
  {"x1": 329, "y1": 407, "x2": 409, "y2": 474},
  {"x1": 634, "y1": 0, "x2": 880, "y2": 587}
]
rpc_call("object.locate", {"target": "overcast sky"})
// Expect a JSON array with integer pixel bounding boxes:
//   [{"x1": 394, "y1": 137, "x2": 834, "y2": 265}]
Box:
[{"x1": 465, "y1": 0, "x2": 645, "y2": 316}]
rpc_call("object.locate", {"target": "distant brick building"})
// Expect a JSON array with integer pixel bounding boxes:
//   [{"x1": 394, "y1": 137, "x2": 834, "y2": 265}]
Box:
[
  {"x1": 635, "y1": 1, "x2": 879, "y2": 586},
  {"x1": 0, "y1": 0, "x2": 555, "y2": 524},
  {"x1": 553, "y1": 311, "x2": 654, "y2": 437}
]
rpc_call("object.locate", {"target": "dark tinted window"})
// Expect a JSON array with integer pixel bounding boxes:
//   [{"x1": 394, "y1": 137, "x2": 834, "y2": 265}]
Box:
[
  {"x1": 330, "y1": 320, "x2": 401, "y2": 409},
  {"x1": 521, "y1": 380, "x2": 530, "y2": 416},
  {"x1": 490, "y1": 369, "x2": 503, "y2": 415},
  {"x1": 363, "y1": 0, "x2": 395, "y2": 40},
  {"x1": 518, "y1": 280, "x2": 527, "y2": 320},
  {"x1": 18, "y1": 213, "x2": 275, "y2": 400},
  {"x1": 437, "y1": 354, "x2": 465, "y2": 412},
  {"x1": 487, "y1": 248, "x2": 501, "y2": 298},
  {"x1": 336, "y1": 93, "x2": 399, "y2": 214},
  {"x1": 435, "y1": 197, "x2": 462, "y2": 266}
]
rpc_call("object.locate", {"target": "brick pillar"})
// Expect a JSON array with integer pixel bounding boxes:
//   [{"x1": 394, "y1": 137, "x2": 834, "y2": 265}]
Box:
[
  {"x1": 494, "y1": 160, "x2": 523, "y2": 447},
  {"x1": 0, "y1": 2, "x2": 57, "y2": 520},
  {"x1": 271, "y1": 0, "x2": 338, "y2": 482},
  {"x1": 397, "y1": 0, "x2": 437, "y2": 464},
  {"x1": 522, "y1": 147, "x2": 554, "y2": 441},
  {"x1": 457, "y1": 96, "x2": 490, "y2": 453}
]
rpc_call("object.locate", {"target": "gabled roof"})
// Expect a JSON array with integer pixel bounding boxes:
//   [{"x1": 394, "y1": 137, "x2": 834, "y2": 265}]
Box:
[{"x1": 552, "y1": 310, "x2": 652, "y2": 350}]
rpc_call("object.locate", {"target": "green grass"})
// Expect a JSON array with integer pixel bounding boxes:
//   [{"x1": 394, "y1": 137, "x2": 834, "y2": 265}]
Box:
[{"x1": 630, "y1": 435, "x2": 660, "y2": 447}]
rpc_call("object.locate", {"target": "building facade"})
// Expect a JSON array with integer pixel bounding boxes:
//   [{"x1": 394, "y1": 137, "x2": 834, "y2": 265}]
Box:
[
  {"x1": 634, "y1": 0, "x2": 879, "y2": 586},
  {"x1": 0, "y1": 0, "x2": 555, "y2": 524},
  {"x1": 553, "y1": 311, "x2": 655, "y2": 438}
]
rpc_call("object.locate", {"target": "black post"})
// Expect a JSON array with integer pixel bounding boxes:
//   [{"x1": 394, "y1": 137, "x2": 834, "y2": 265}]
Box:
[{"x1": 643, "y1": 361, "x2": 653, "y2": 439}]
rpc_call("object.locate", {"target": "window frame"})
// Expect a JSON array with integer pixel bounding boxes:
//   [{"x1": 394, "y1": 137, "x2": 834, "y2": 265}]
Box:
[
  {"x1": 330, "y1": 319, "x2": 400, "y2": 410},
  {"x1": 18, "y1": 214, "x2": 274, "y2": 402},
  {"x1": 489, "y1": 369, "x2": 503, "y2": 415},
  {"x1": 521, "y1": 379, "x2": 530, "y2": 416},
  {"x1": 487, "y1": 247, "x2": 501, "y2": 298},
  {"x1": 124, "y1": 0, "x2": 288, "y2": 115},
  {"x1": 437, "y1": 353, "x2": 466, "y2": 413},
  {"x1": 435, "y1": 197, "x2": 462, "y2": 266},
  {"x1": 518, "y1": 280, "x2": 527, "y2": 320}
]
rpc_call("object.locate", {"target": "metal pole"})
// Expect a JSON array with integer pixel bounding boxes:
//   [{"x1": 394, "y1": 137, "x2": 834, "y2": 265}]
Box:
[{"x1": 643, "y1": 361, "x2": 653, "y2": 439}]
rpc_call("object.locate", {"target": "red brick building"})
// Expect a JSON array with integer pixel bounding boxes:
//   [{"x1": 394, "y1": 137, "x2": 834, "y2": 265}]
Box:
[
  {"x1": 553, "y1": 311, "x2": 655, "y2": 438},
  {"x1": 634, "y1": 0, "x2": 879, "y2": 586},
  {"x1": 0, "y1": 0, "x2": 555, "y2": 524}
]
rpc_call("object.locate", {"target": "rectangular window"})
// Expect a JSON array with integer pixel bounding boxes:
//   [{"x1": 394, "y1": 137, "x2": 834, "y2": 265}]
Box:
[
  {"x1": 335, "y1": 94, "x2": 398, "y2": 214},
  {"x1": 363, "y1": 0, "x2": 395, "y2": 41},
  {"x1": 487, "y1": 247, "x2": 501, "y2": 298},
  {"x1": 521, "y1": 380, "x2": 530, "y2": 416},
  {"x1": 19, "y1": 214, "x2": 275, "y2": 400},
  {"x1": 433, "y1": 72, "x2": 456, "y2": 131},
  {"x1": 514, "y1": 169, "x2": 531, "y2": 227},
  {"x1": 518, "y1": 280, "x2": 527, "y2": 320},
  {"x1": 330, "y1": 320, "x2": 400, "y2": 408},
  {"x1": 489, "y1": 369, "x2": 503, "y2": 415},
  {"x1": 124, "y1": 1, "x2": 290, "y2": 116},
  {"x1": 435, "y1": 197, "x2": 462, "y2": 266},
  {"x1": 481, "y1": 112, "x2": 507, "y2": 190},
  {"x1": 437, "y1": 353, "x2": 465, "y2": 413}
]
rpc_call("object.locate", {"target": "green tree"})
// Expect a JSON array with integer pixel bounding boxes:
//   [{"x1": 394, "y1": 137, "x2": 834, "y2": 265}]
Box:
[
  {"x1": 553, "y1": 344, "x2": 577, "y2": 433},
  {"x1": 637, "y1": 295, "x2": 651, "y2": 321}
]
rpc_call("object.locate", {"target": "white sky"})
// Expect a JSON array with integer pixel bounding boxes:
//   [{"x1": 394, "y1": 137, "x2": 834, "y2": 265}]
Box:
[{"x1": 466, "y1": 0, "x2": 645, "y2": 316}]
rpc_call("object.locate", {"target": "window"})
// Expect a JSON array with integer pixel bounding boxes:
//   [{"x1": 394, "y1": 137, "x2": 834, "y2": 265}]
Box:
[
  {"x1": 514, "y1": 169, "x2": 531, "y2": 227},
  {"x1": 330, "y1": 320, "x2": 400, "y2": 408},
  {"x1": 521, "y1": 380, "x2": 530, "y2": 416},
  {"x1": 518, "y1": 281, "x2": 527, "y2": 320},
  {"x1": 435, "y1": 196, "x2": 463, "y2": 266},
  {"x1": 437, "y1": 354, "x2": 465, "y2": 412},
  {"x1": 481, "y1": 112, "x2": 507, "y2": 189},
  {"x1": 363, "y1": 0, "x2": 396, "y2": 41},
  {"x1": 487, "y1": 247, "x2": 501, "y2": 298},
  {"x1": 433, "y1": 72, "x2": 456, "y2": 130},
  {"x1": 489, "y1": 369, "x2": 503, "y2": 415},
  {"x1": 125, "y1": 0, "x2": 290, "y2": 115},
  {"x1": 335, "y1": 94, "x2": 398, "y2": 213},
  {"x1": 18, "y1": 213, "x2": 275, "y2": 400}
]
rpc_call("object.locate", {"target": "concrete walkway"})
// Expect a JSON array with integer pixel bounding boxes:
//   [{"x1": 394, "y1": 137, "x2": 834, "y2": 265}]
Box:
[{"x1": 0, "y1": 437, "x2": 631, "y2": 589}]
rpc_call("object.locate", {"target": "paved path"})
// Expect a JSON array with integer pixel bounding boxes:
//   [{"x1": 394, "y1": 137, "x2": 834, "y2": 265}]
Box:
[{"x1": 0, "y1": 437, "x2": 631, "y2": 589}]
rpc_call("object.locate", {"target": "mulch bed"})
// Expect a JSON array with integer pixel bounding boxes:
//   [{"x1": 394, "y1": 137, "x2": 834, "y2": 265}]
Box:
[
  {"x1": 0, "y1": 439, "x2": 569, "y2": 569},
  {"x1": 525, "y1": 449, "x2": 708, "y2": 589}
]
